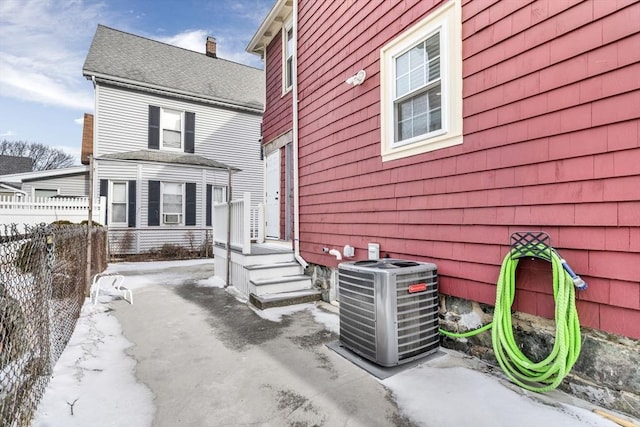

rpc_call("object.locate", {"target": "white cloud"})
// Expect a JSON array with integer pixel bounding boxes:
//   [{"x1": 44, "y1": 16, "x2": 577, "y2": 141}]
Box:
[
  {"x1": 156, "y1": 29, "x2": 209, "y2": 53},
  {"x1": 0, "y1": 130, "x2": 16, "y2": 138},
  {"x1": 0, "y1": 0, "x2": 101, "y2": 111},
  {"x1": 74, "y1": 117, "x2": 85, "y2": 125}
]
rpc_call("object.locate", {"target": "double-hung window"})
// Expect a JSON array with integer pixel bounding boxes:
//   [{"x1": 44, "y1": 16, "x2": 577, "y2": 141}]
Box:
[
  {"x1": 283, "y1": 21, "x2": 294, "y2": 93},
  {"x1": 149, "y1": 106, "x2": 194, "y2": 153},
  {"x1": 110, "y1": 182, "x2": 128, "y2": 225},
  {"x1": 380, "y1": 0, "x2": 462, "y2": 161},
  {"x1": 161, "y1": 108, "x2": 183, "y2": 150},
  {"x1": 161, "y1": 182, "x2": 183, "y2": 225}
]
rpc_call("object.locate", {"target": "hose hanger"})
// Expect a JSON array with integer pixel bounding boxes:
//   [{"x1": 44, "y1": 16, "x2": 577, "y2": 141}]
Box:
[
  {"x1": 510, "y1": 231, "x2": 588, "y2": 291},
  {"x1": 509, "y1": 231, "x2": 553, "y2": 261},
  {"x1": 440, "y1": 230, "x2": 586, "y2": 392}
]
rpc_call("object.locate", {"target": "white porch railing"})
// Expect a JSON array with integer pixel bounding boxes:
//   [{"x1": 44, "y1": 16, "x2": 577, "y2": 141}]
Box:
[
  {"x1": 0, "y1": 196, "x2": 106, "y2": 228},
  {"x1": 213, "y1": 192, "x2": 265, "y2": 255}
]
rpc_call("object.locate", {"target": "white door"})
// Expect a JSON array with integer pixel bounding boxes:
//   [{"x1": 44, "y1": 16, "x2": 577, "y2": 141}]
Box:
[{"x1": 265, "y1": 151, "x2": 280, "y2": 239}]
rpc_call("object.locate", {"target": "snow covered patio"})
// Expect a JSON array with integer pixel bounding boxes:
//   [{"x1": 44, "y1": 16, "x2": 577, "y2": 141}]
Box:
[{"x1": 32, "y1": 259, "x2": 623, "y2": 426}]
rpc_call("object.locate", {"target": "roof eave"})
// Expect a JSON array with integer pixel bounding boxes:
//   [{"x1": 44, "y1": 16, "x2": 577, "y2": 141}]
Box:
[
  {"x1": 83, "y1": 70, "x2": 263, "y2": 114},
  {"x1": 246, "y1": 0, "x2": 293, "y2": 57}
]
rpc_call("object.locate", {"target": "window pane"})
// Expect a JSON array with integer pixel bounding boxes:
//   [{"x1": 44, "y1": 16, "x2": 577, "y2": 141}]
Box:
[
  {"x1": 430, "y1": 108, "x2": 442, "y2": 132},
  {"x1": 213, "y1": 187, "x2": 226, "y2": 203},
  {"x1": 409, "y1": 42, "x2": 425, "y2": 68},
  {"x1": 425, "y1": 33, "x2": 439, "y2": 60},
  {"x1": 396, "y1": 75, "x2": 410, "y2": 98},
  {"x1": 163, "y1": 183, "x2": 183, "y2": 214},
  {"x1": 112, "y1": 204, "x2": 126, "y2": 223},
  {"x1": 428, "y1": 83, "x2": 441, "y2": 109},
  {"x1": 396, "y1": 52, "x2": 409, "y2": 76},
  {"x1": 163, "y1": 130, "x2": 181, "y2": 148},
  {"x1": 413, "y1": 113, "x2": 429, "y2": 136},
  {"x1": 428, "y1": 57, "x2": 440, "y2": 81},
  {"x1": 162, "y1": 109, "x2": 181, "y2": 131},
  {"x1": 410, "y1": 67, "x2": 425, "y2": 92},
  {"x1": 112, "y1": 183, "x2": 126, "y2": 203},
  {"x1": 398, "y1": 98, "x2": 412, "y2": 122}
]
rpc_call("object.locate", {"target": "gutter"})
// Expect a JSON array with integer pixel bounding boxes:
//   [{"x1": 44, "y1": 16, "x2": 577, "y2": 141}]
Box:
[
  {"x1": 292, "y1": 0, "x2": 307, "y2": 269},
  {"x1": 84, "y1": 72, "x2": 263, "y2": 115}
]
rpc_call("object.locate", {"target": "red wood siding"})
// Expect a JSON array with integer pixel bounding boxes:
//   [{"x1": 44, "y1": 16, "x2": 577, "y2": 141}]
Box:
[
  {"x1": 293, "y1": 0, "x2": 640, "y2": 338},
  {"x1": 263, "y1": 31, "x2": 293, "y2": 145}
]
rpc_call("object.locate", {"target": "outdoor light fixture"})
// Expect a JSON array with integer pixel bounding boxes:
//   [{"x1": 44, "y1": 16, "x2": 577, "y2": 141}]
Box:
[{"x1": 345, "y1": 69, "x2": 366, "y2": 86}]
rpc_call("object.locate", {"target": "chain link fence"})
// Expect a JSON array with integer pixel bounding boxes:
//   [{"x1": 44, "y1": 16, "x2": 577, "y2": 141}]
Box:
[{"x1": 0, "y1": 223, "x2": 106, "y2": 427}]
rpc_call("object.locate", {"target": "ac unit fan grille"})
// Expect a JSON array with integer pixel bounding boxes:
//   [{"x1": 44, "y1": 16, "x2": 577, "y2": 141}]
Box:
[
  {"x1": 394, "y1": 271, "x2": 439, "y2": 361},
  {"x1": 339, "y1": 269, "x2": 377, "y2": 361}
]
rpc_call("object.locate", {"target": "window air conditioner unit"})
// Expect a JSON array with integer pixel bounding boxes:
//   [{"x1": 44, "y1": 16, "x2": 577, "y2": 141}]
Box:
[
  {"x1": 338, "y1": 259, "x2": 439, "y2": 367},
  {"x1": 163, "y1": 213, "x2": 182, "y2": 224}
]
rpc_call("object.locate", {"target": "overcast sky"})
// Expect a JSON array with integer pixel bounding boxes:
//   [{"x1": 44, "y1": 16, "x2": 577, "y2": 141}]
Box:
[{"x1": 0, "y1": 0, "x2": 272, "y2": 164}]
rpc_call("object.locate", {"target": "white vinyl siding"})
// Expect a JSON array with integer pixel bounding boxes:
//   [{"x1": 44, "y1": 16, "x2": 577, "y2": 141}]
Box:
[{"x1": 21, "y1": 173, "x2": 89, "y2": 197}]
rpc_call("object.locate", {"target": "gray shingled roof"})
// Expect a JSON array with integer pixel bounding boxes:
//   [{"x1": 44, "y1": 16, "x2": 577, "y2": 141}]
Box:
[
  {"x1": 83, "y1": 25, "x2": 264, "y2": 111},
  {"x1": 0, "y1": 155, "x2": 33, "y2": 175},
  {"x1": 97, "y1": 150, "x2": 240, "y2": 171}
]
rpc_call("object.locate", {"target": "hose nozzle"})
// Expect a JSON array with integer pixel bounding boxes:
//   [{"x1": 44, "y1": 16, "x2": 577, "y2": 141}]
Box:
[{"x1": 560, "y1": 258, "x2": 588, "y2": 291}]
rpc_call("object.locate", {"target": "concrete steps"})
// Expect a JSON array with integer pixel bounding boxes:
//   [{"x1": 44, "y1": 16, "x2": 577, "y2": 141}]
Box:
[
  {"x1": 249, "y1": 289, "x2": 322, "y2": 310},
  {"x1": 249, "y1": 274, "x2": 313, "y2": 296}
]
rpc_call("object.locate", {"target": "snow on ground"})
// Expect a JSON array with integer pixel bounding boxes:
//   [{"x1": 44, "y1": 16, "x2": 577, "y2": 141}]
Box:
[
  {"x1": 31, "y1": 260, "x2": 622, "y2": 427},
  {"x1": 32, "y1": 302, "x2": 154, "y2": 427}
]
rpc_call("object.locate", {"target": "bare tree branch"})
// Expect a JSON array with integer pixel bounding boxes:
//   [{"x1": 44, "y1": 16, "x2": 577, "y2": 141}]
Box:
[{"x1": 0, "y1": 140, "x2": 75, "y2": 171}]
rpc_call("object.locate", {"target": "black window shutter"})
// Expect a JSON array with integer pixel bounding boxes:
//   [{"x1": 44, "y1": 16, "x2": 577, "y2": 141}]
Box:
[
  {"x1": 206, "y1": 184, "x2": 212, "y2": 226},
  {"x1": 184, "y1": 112, "x2": 195, "y2": 153},
  {"x1": 99, "y1": 179, "x2": 108, "y2": 225},
  {"x1": 128, "y1": 180, "x2": 136, "y2": 227},
  {"x1": 148, "y1": 106, "x2": 160, "y2": 150},
  {"x1": 185, "y1": 182, "x2": 196, "y2": 226},
  {"x1": 148, "y1": 180, "x2": 160, "y2": 226}
]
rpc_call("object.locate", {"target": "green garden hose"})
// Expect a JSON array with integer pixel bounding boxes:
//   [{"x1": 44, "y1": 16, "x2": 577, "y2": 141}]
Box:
[{"x1": 439, "y1": 246, "x2": 582, "y2": 392}]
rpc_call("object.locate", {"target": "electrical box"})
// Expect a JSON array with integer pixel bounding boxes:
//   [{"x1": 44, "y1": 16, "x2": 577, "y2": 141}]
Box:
[{"x1": 368, "y1": 243, "x2": 380, "y2": 259}]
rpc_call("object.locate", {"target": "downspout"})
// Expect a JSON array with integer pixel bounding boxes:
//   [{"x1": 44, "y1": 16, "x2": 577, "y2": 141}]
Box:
[
  {"x1": 225, "y1": 166, "x2": 232, "y2": 288},
  {"x1": 292, "y1": 0, "x2": 307, "y2": 269}
]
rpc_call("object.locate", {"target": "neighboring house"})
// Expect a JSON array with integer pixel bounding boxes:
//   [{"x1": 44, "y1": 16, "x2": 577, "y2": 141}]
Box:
[
  {"x1": 0, "y1": 155, "x2": 33, "y2": 176},
  {"x1": 0, "y1": 183, "x2": 26, "y2": 198},
  {"x1": 248, "y1": 0, "x2": 640, "y2": 415},
  {"x1": 0, "y1": 166, "x2": 89, "y2": 198},
  {"x1": 82, "y1": 25, "x2": 264, "y2": 254}
]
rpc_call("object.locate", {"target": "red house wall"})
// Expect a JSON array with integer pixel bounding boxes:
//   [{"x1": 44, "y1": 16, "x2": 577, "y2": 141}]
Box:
[
  {"x1": 263, "y1": 31, "x2": 293, "y2": 145},
  {"x1": 295, "y1": 0, "x2": 640, "y2": 338}
]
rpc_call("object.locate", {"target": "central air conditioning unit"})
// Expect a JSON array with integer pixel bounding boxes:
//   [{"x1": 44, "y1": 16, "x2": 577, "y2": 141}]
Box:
[{"x1": 338, "y1": 259, "x2": 439, "y2": 367}]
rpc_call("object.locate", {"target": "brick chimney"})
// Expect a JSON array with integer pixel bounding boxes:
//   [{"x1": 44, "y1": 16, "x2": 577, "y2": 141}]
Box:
[{"x1": 206, "y1": 36, "x2": 217, "y2": 58}]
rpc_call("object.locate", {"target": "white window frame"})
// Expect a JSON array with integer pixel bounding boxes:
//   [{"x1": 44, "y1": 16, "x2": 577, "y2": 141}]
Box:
[
  {"x1": 282, "y1": 18, "x2": 294, "y2": 95},
  {"x1": 212, "y1": 185, "x2": 227, "y2": 204},
  {"x1": 160, "y1": 182, "x2": 184, "y2": 226},
  {"x1": 110, "y1": 181, "x2": 128, "y2": 226},
  {"x1": 160, "y1": 108, "x2": 184, "y2": 152},
  {"x1": 380, "y1": 0, "x2": 462, "y2": 162}
]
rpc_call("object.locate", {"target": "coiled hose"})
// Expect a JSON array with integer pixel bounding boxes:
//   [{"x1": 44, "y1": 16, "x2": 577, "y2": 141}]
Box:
[{"x1": 439, "y1": 247, "x2": 582, "y2": 392}]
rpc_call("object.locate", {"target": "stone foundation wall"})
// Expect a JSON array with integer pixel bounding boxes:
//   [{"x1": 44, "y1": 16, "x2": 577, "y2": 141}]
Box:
[
  {"x1": 307, "y1": 262, "x2": 640, "y2": 418},
  {"x1": 438, "y1": 295, "x2": 640, "y2": 419}
]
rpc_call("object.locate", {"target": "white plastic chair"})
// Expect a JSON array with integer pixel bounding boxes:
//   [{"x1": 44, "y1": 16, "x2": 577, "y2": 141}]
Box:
[{"x1": 92, "y1": 274, "x2": 133, "y2": 305}]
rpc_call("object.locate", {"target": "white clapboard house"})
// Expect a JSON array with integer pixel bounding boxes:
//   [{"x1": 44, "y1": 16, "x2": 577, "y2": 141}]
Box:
[{"x1": 82, "y1": 25, "x2": 264, "y2": 254}]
